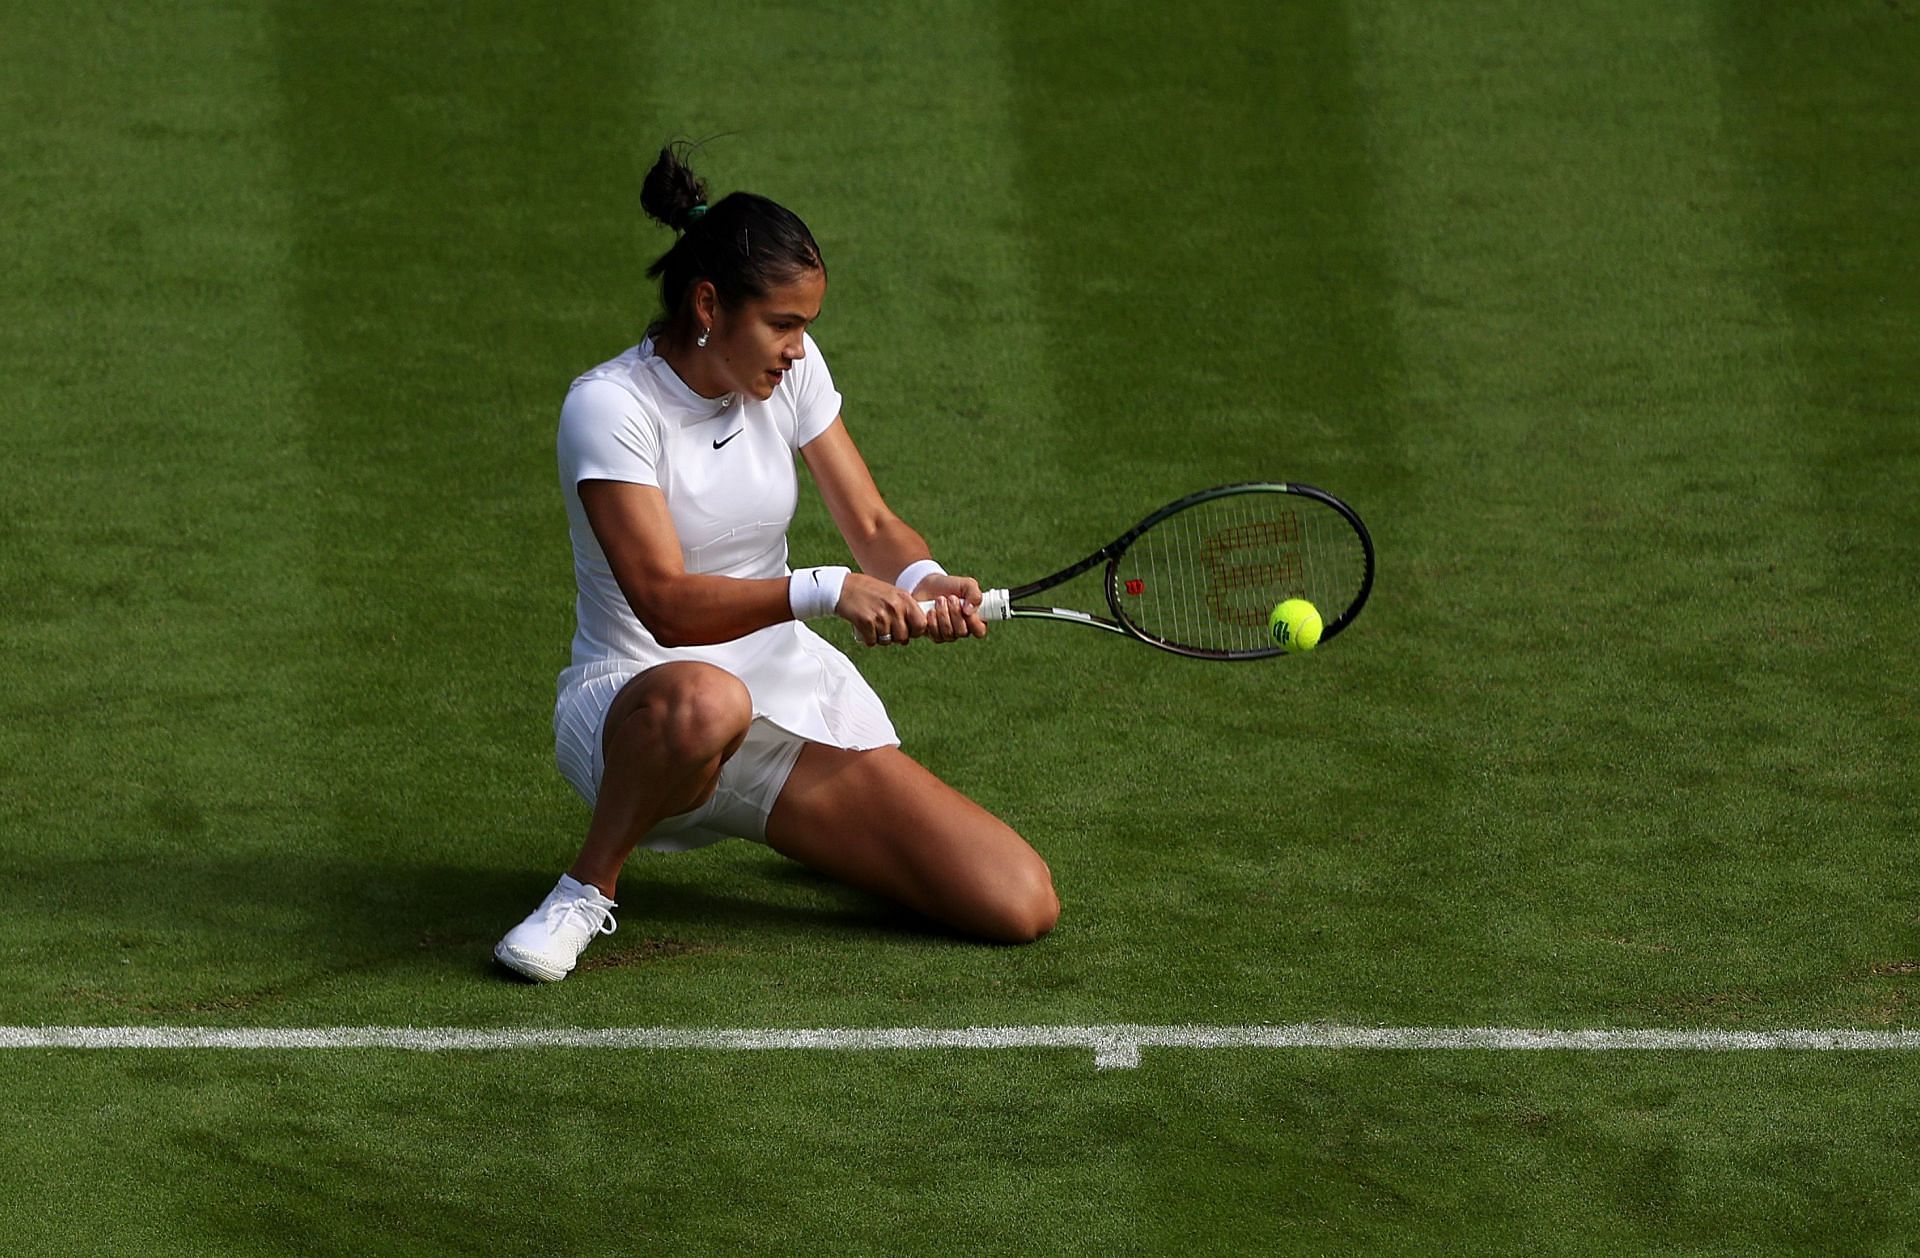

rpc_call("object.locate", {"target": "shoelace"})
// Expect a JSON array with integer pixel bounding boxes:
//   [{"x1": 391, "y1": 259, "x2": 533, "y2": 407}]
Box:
[{"x1": 543, "y1": 893, "x2": 618, "y2": 939}]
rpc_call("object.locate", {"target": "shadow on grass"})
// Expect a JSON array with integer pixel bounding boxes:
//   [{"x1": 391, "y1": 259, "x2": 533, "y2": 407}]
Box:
[{"x1": 3, "y1": 847, "x2": 967, "y2": 1016}]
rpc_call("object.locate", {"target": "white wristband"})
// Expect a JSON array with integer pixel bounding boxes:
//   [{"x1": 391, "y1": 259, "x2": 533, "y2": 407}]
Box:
[
  {"x1": 789, "y1": 566, "x2": 850, "y2": 620},
  {"x1": 893, "y1": 558, "x2": 946, "y2": 593}
]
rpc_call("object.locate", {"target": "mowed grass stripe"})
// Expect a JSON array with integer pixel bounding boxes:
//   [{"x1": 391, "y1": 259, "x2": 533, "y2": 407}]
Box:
[
  {"x1": 0, "y1": 4, "x2": 327, "y2": 1014},
  {"x1": 263, "y1": 4, "x2": 644, "y2": 1002},
  {"x1": 1003, "y1": 0, "x2": 1408, "y2": 495},
  {"x1": 1348, "y1": 1, "x2": 1905, "y2": 1023},
  {"x1": 1712, "y1": 6, "x2": 1920, "y2": 861},
  {"x1": 991, "y1": 0, "x2": 1447, "y2": 1021}
]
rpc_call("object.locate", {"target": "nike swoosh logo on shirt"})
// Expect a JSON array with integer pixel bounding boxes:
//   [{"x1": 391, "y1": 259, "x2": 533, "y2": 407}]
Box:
[{"x1": 712, "y1": 430, "x2": 743, "y2": 449}]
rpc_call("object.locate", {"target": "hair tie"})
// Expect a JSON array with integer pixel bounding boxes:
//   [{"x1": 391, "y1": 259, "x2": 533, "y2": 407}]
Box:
[{"x1": 685, "y1": 204, "x2": 708, "y2": 222}]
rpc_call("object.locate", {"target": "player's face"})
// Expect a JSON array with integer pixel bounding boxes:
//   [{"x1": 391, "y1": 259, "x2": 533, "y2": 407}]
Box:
[{"x1": 712, "y1": 270, "x2": 825, "y2": 401}]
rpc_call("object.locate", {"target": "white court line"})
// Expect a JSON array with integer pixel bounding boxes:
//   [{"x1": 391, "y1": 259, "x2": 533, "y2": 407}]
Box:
[{"x1": 5, "y1": 1025, "x2": 1920, "y2": 1070}]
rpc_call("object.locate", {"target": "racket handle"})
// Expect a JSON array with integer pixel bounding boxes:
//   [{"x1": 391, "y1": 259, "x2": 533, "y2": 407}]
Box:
[
  {"x1": 867, "y1": 588, "x2": 1011, "y2": 646},
  {"x1": 917, "y1": 589, "x2": 1011, "y2": 621}
]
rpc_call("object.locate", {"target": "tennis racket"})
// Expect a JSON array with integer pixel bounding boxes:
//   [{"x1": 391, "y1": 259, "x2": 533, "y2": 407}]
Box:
[{"x1": 916, "y1": 482, "x2": 1373, "y2": 660}]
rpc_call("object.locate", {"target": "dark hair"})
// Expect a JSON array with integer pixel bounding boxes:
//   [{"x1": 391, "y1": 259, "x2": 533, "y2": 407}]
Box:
[{"x1": 639, "y1": 143, "x2": 824, "y2": 336}]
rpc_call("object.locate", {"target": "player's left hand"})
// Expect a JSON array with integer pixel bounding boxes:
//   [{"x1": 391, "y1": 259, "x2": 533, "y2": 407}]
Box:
[{"x1": 913, "y1": 574, "x2": 988, "y2": 642}]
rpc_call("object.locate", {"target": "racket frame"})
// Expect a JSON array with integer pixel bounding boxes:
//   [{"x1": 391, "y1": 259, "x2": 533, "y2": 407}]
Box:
[{"x1": 984, "y1": 481, "x2": 1375, "y2": 660}]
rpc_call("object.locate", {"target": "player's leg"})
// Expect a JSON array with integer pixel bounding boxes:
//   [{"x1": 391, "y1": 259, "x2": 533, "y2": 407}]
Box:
[
  {"x1": 764, "y1": 745, "x2": 1059, "y2": 943},
  {"x1": 495, "y1": 661, "x2": 751, "y2": 981},
  {"x1": 569, "y1": 661, "x2": 752, "y2": 895}
]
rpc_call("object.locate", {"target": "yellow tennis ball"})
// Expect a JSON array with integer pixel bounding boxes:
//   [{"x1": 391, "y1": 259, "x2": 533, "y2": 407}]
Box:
[{"x1": 1268, "y1": 598, "x2": 1322, "y2": 653}]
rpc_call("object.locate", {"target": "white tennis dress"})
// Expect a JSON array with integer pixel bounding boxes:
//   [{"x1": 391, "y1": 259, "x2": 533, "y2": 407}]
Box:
[{"x1": 551, "y1": 333, "x2": 899, "y2": 829}]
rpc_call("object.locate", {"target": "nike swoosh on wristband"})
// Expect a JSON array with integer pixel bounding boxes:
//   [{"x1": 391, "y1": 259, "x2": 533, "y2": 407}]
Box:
[{"x1": 712, "y1": 430, "x2": 743, "y2": 449}]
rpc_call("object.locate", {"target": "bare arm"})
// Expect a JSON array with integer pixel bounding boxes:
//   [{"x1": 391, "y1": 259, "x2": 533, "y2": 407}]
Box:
[
  {"x1": 800, "y1": 417, "x2": 986, "y2": 641},
  {"x1": 577, "y1": 479, "x2": 792, "y2": 648},
  {"x1": 798, "y1": 417, "x2": 934, "y2": 581}
]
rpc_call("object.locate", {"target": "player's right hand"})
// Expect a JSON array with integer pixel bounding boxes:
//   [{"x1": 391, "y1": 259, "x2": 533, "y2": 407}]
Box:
[{"x1": 835, "y1": 572, "x2": 927, "y2": 647}]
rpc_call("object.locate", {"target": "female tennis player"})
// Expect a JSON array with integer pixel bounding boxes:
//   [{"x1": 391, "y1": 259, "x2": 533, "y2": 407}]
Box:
[{"x1": 494, "y1": 146, "x2": 1059, "y2": 980}]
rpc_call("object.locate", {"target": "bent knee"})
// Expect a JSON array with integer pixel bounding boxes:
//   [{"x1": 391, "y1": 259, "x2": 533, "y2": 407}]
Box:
[
  {"x1": 667, "y1": 675, "x2": 752, "y2": 756},
  {"x1": 609, "y1": 665, "x2": 752, "y2": 764},
  {"x1": 982, "y1": 859, "x2": 1060, "y2": 945}
]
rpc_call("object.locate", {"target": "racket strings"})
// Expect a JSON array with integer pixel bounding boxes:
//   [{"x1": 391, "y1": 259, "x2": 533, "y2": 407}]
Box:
[
  {"x1": 1112, "y1": 491, "x2": 1366, "y2": 654},
  {"x1": 1199, "y1": 516, "x2": 1305, "y2": 628}
]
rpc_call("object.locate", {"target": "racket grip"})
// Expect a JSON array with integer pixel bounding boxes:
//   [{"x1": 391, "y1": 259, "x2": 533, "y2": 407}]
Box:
[
  {"x1": 866, "y1": 588, "x2": 1011, "y2": 647},
  {"x1": 917, "y1": 589, "x2": 1011, "y2": 621}
]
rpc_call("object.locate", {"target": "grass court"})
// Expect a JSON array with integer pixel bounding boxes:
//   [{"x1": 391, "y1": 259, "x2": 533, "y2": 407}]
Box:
[{"x1": 2, "y1": 0, "x2": 1917, "y2": 1251}]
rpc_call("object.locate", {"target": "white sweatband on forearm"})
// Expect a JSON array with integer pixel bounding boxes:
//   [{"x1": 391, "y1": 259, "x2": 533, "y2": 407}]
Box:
[
  {"x1": 893, "y1": 558, "x2": 946, "y2": 593},
  {"x1": 789, "y1": 566, "x2": 850, "y2": 620}
]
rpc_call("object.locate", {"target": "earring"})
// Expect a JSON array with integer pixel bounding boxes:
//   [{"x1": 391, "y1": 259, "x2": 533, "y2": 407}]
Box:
[{"x1": 696, "y1": 327, "x2": 710, "y2": 348}]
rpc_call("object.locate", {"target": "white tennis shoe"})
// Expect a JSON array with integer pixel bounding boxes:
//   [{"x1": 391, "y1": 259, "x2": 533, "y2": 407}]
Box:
[{"x1": 493, "y1": 874, "x2": 618, "y2": 982}]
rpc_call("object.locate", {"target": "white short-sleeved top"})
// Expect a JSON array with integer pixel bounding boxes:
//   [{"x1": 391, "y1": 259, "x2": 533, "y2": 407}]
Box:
[{"x1": 555, "y1": 332, "x2": 898, "y2": 751}]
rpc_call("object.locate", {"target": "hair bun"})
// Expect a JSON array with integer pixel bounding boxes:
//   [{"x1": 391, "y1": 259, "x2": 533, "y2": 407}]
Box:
[{"x1": 640, "y1": 143, "x2": 711, "y2": 233}]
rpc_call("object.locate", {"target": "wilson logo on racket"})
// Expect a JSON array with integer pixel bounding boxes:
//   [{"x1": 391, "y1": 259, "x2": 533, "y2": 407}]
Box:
[{"x1": 1124, "y1": 580, "x2": 1145, "y2": 596}]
